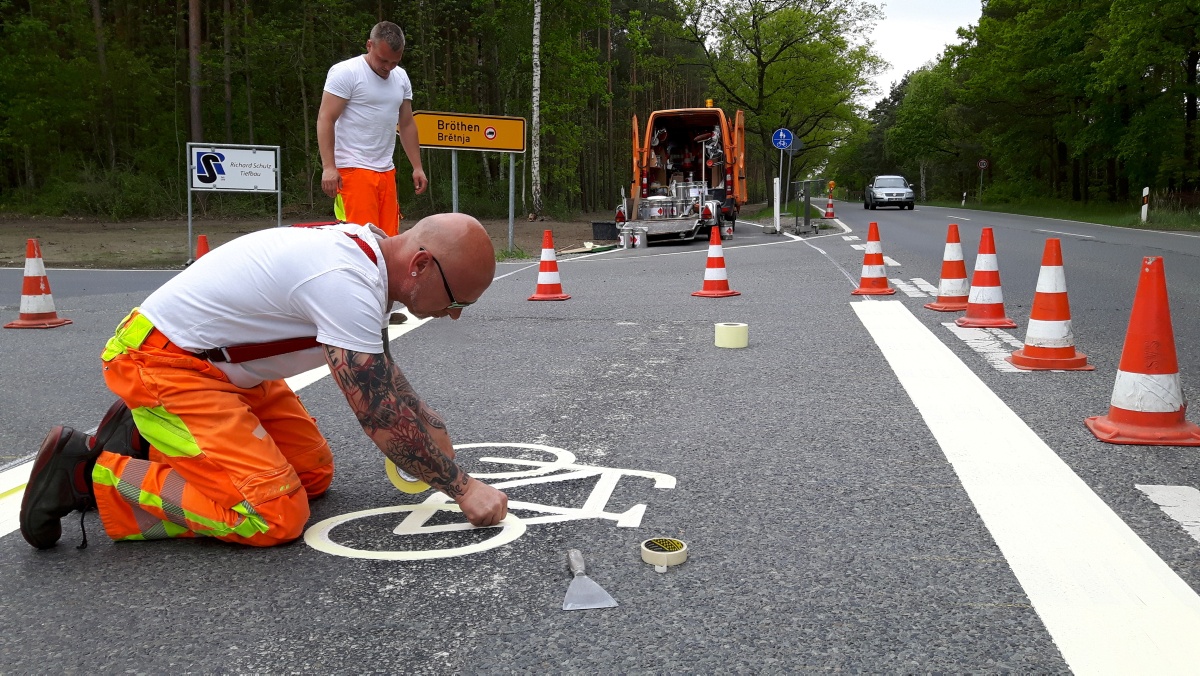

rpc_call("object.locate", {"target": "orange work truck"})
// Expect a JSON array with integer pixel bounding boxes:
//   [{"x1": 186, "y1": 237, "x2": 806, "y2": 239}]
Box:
[{"x1": 615, "y1": 103, "x2": 747, "y2": 243}]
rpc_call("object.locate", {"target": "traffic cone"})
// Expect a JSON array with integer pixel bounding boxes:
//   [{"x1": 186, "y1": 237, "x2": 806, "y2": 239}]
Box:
[
  {"x1": 1085, "y1": 256, "x2": 1200, "y2": 445},
  {"x1": 1007, "y1": 239, "x2": 1092, "y2": 370},
  {"x1": 195, "y1": 234, "x2": 210, "y2": 258},
  {"x1": 851, "y1": 221, "x2": 895, "y2": 295},
  {"x1": 955, "y1": 227, "x2": 1016, "y2": 328},
  {"x1": 924, "y1": 223, "x2": 970, "y2": 312},
  {"x1": 692, "y1": 226, "x2": 740, "y2": 298},
  {"x1": 4, "y1": 239, "x2": 72, "y2": 329},
  {"x1": 823, "y1": 193, "x2": 835, "y2": 218},
  {"x1": 528, "y1": 230, "x2": 570, "y2": 301}
]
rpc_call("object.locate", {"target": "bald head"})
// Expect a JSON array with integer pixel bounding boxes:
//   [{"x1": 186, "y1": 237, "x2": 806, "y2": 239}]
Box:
[{"x1": 381, "y1": 213, "x2": 496, "y2": 319}]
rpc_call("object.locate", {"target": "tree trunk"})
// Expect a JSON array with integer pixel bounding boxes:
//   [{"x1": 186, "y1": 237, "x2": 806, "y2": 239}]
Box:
[
  {"x1": 1185, "y1": 50, "x2": 1198, "y2": 189},
  {"x1": 298, "y1": 8, "x2": 313, "y2": 208},
  {"x1": 530, "y1": 0, "x2": 543, "y2": 217},
  {"x1": 89, "y1": 0, "x2": 116, "y2": 169},
  {"x1": 243, "y1": 0, "x2": 255, "y2": 143},
  {"x1": 919, "y1": 160, "x2": 927, "y2": 201},
  {"x1": 223, "y1": 0, "x2": 233, "y2": 143},
  {"x1": 188, "y1": 0, "x2": 203, "y2": 142}
]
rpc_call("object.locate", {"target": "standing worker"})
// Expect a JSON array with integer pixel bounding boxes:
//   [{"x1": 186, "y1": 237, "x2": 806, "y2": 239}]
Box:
[
  {"x1": 19, "y1": 214, "x2": 508, "y2": 550},
  {"x1": 318, "y1": 21, "x2": 428, "y2": 238}
]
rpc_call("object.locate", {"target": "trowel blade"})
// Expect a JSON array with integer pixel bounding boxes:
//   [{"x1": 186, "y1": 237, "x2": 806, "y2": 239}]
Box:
[{"x1": 562, "y1": 575, "x2": 618, "y2": 611}]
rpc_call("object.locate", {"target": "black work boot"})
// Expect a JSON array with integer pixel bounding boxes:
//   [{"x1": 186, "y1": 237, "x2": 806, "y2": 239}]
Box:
[
  {"x1": 93, "y1": 399, "x2": 150, "y2": 460},
  {"x1": 20, "y1": 426, "x2": 101, "y2": 550}
]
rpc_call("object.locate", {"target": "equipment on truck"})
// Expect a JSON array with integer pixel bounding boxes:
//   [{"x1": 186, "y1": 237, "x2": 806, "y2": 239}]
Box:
[{"x1": 615, "y1": 102, "x2": 748, "y2": 244}]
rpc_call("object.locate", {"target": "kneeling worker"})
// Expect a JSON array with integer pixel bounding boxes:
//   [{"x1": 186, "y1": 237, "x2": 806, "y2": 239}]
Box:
[{"x1": 20, "y1": 213, "x2": 507, "y2": 549}]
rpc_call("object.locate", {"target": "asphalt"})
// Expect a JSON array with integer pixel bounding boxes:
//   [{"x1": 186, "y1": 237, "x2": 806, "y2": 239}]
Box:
[{"x1": 0, "y1": 207, "x2": 1197, "y2": 672}]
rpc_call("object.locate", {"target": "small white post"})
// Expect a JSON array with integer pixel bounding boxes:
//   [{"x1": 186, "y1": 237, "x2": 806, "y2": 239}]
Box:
[
  {"x1": 1141, "y1": 186, "x2": 1149, "y2": 222},
  {"x1": 773, "y1": 177, "x2": 781, "y2": 234},
  {"x1": 961, "y1": 191, "x2": 967, "y2": 207}
]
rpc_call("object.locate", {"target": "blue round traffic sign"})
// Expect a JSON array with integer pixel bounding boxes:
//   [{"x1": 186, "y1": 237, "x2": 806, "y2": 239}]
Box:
[{"x1": 772, "y1": 128, "x2": 793, "y2": 150}]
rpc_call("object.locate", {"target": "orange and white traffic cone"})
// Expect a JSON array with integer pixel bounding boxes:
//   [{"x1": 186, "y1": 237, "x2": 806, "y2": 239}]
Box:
[
  {"x1": 851, "y1": 221, "x2": 895, "y2": 295},
  {"x1": 528, "y1": 230, "x2": 570, "y2": 301},
  {"x1": 955, "y1": 227, "x2": 1015, "y2": 328},
  {"x1": 1007, "y1": 238, "x2": 1092, "y2": 371},
  {"x1": 1085, "y1": 256, "x2": 1200, "y2": 445},
  {"x1": 196, "y1": 234, "x2": 210, "y2": 258},
  {"x1": 4, "y1": 239, "x2": 72, "y2": 329},
  {"x1": 692, "y1": 226, "x2": 740, "y2": 297},
  {"x1": 824, "y1": 192, "x2": 835, "y2": 218},
  {"x1": 924, "y1": 223, "x2": 969, "y2": 311}
]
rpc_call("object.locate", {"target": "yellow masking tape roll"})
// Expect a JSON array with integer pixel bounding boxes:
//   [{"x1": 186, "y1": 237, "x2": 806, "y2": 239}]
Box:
[
  {"x1": 714, "y1": 322, "x2": 748, "y2": 349},
  {"x1": 641, "y1": 538, "x2": 688, "y2": 567}
]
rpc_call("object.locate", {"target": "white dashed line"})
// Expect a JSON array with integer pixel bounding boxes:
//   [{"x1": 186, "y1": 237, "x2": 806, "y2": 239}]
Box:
[
  {"x1": 1137, "y1": 485, "x2": 1200, "y2": 544},
  {"x1": 883, "y1": 256, "x2": 901, "y2": 267},
  {"x1": 889, "y1": 279, "x2": 927, "y2": 298},
  {"x1": 842, "y1": 235, "x2": 860, "y2": 241},
  {"x1": 942, "y1": 322, "x2": 1028, "y2": 372},
  {"x1": 911, "y1": 278, "x2": 939, "y2": 295}
]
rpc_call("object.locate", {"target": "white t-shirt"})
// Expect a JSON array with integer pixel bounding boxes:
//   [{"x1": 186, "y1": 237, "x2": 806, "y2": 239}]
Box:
[
  {"x1": 139, "y1": 223, "x2": 391, "y2": 389},
  {"x1": 323, "y1": 55, "x2": 413, "y2": 172}
]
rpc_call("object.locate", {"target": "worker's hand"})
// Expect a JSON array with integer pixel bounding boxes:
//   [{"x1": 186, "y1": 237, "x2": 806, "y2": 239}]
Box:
[
  {"x1": 412, "y1": 168, "x2": 428, "y2": 195},
  {"x1": 321, "y1": 167, "x2": 342, "y2": 199},
  {"x1": 456, "y1": 477, "x2": 508, "y2": 527}
]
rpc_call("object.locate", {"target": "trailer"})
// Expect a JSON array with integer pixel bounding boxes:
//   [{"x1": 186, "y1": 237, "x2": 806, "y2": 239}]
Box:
[{"x1": 615, "y1": 103, "x2": 747, "y2": 243}]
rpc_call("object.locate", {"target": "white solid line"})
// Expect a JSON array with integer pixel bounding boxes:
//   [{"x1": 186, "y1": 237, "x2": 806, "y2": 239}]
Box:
[
  {"x1": 1136, "y1": 485, "x2": 1200, "y2": 544},
  {"x1": 883, "y1": 256, "x2": 901, "y2": 267},
  {"x1": 1033, "y1": 228, "x2": 1095, "y2": 240},
  {"x1": 855, "y1": 300, "x2": 1200, "y2": 674}
]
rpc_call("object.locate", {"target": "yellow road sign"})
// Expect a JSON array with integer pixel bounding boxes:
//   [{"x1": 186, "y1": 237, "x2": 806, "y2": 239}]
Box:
[{"x1": 409, "y1": 112, "x2": 526, "y2": 153}]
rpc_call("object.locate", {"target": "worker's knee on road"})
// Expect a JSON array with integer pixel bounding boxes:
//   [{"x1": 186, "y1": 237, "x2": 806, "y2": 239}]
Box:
[
  {"x1": 239, "y1": 491, "x2": 310, "y2": 546},
  {"x1": 300, "y1": 464, "x2": 334, "y2": 499}
]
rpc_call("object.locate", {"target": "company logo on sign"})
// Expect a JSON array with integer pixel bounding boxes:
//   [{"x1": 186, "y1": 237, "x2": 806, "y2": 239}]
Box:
[{"x1": 195, "y1": 151, "x2": 226, "y2": 184}]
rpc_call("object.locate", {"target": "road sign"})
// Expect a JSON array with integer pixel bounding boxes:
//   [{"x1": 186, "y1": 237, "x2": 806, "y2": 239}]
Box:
[
  {"x1": 978, "y1": 159, "x2": 989, "y2": 170},
  {"x1": 772, "y1": 128, "x2": 793, "y2": 150},
  {"x1": 411, "y1": 112, "x2": 527, "y2": 153}
]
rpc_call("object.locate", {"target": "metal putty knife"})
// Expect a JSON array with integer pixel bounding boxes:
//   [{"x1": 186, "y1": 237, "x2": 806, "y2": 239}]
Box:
[{"x1": 562, "y1": 549, "x2": 618, "y2": 611}]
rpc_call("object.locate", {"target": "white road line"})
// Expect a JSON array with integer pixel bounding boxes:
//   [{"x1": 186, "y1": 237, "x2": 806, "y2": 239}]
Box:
[
  {"x1": 1033, "y1": 228, "x2": 1095, "y2": 240},
  {"x1": 889, "y1": 279, "x2": 927, "y2": 298},
  {"x1": 842, "y1": 235, "x2": 860, "y2": 241},
  {"x1": 0, "y1": 313, "x2": 434, "y2": 541},
  {"x1": 1137, "y1": 485, "x2": 1200, "y2": 544},
  {"x1": 851, "y1": 244, "x2": 866, "y2": 251},
  {"x1": 946, "y1": 215, "x2": 972, "y2": 221},
  {"x1": 854, "y1": 300, "x2": 1200, "y2": 674},
  {"x1": 911, "y1": 277, "x2": 940, "y2": 295},
  {"x1": 883, "y1": 256, "x2": 901, "y2": 267},
  {"x1": 942, "y1": 322, "x2": 1027, "y2": 373}
]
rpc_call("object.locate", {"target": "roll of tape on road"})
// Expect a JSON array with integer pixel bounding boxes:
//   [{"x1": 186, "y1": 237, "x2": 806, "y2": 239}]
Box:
[
  {"x1": 714, "y1": 322, "x2": 748, "y2": 348},
  {"x1": 641, "y1": 538, "x2": 688, "y2": 571}
]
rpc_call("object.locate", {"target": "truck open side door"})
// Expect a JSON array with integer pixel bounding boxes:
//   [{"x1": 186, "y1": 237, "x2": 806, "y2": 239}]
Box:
[{"x1": 734, "y1": 110, "x2": 747, "y2": 204}]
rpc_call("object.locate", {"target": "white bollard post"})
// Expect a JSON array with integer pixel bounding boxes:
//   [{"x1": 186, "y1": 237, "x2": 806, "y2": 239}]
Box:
[
  {"x1": 1141, "y1": 186, "x2": 1149, "y2": 223},
  {"x1": 961, "y1": 191, "x2": 967, "y2": 207},
  {"x1": 773, "y1": 177, "x2": 781, "y2": 235}
]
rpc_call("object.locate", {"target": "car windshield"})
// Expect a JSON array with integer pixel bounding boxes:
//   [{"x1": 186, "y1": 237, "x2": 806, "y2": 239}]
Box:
[{"x1": 875, "y1": 177, "x2": 908, "y2": 188}]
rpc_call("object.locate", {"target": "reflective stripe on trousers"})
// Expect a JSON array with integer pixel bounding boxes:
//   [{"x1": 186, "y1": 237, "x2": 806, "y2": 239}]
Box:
[{"x1": 95, "y1": 310, "x2": 335, "y2": 546}]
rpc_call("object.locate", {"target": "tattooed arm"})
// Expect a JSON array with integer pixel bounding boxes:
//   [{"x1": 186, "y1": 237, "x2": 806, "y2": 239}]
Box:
[{"x1": 324, "y1": 344, "x2": 508, "y2": 527}]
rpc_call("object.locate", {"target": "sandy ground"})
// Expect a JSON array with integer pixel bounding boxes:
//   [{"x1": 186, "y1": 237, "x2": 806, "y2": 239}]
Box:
[{"x1": 0, "y1": 213, "x2": 615, "y2": 269}]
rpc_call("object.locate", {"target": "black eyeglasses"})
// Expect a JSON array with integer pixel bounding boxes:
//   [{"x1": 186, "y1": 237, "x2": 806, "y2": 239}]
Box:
[{"x1": 420, "y1": 247, "x2": 474, "y2": 310}]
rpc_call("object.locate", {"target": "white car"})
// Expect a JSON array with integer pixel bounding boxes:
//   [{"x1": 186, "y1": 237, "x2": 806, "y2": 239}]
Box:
[{"x1": 864, "y1": 175, "x2": 915, "y2": 210}]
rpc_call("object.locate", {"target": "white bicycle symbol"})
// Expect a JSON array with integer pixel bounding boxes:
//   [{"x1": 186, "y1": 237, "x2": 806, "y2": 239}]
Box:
[{"x1": 303, "y1": 443, "x2": 677, "y2": 560}]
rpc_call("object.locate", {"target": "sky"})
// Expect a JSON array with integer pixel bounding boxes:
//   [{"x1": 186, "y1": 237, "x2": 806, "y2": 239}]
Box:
[{"x1": 866, "y1": 0, "x2": 982, "y2": 106}]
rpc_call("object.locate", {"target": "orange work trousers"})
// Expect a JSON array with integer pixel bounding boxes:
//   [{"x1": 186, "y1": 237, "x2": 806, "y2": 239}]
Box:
[
  {"x1": 334, "y1": 167, "x2": 401, "y2": 236},
  {"x1": 95, "y1": 314, "x2": 334, "y2": 546}
]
